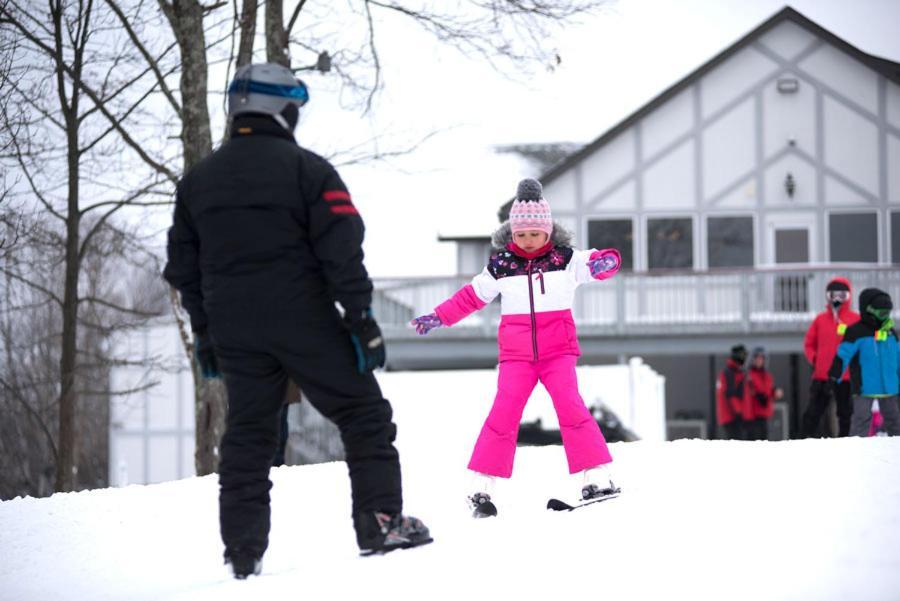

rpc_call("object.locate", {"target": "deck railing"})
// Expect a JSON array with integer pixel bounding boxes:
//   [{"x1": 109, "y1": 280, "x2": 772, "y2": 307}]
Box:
[{"x1": 373, "y1": 266, "x2": 900, "y2": 337}]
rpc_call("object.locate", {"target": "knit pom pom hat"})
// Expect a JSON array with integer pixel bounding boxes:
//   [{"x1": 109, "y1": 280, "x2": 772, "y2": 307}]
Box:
[{"x1": 509, "y1": 178, "x2": 553, "y2": 236}]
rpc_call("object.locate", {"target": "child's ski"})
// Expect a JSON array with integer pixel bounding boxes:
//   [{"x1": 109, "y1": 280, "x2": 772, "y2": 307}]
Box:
[{"x1": 546, "y1": 489, "x2": 620, "y2": 512}]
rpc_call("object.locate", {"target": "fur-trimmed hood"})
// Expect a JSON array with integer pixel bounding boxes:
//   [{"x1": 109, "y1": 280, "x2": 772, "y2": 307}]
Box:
[{"x1": 491, "y1": 220, "x2": 574, "y2": 250}]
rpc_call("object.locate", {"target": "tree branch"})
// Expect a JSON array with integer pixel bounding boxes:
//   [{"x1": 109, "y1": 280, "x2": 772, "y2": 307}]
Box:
[
  {"x1": 285, "y1": 0, "x2": 306, "y2": 37},
  {"x1": 78, "y1": 61, "x2": 180, "y2": 155},
  {"x1": 362, "y1": 0, "x2": 381, "y2": 114},
  {"x1": 77, "y1": 295, "x2": 164, "y2": 318},
  {"x1": 103, "y1": 0, "x2": 182, "y2": 118},
  {"x1": 0, "y1": 72, "x2": 67, "y2": 131},
  {"x1": 77, "y1": 41, "x2": 179, "y2": 125},
  {"x1": 2, "y1": 10, "x2": 178, "y2": 182},
  {"x1": 0, "y1": 376, "x2": 59, "y2": 462},
  {"x1": 2, "y1": 125, "x2": 68, "y2": 223},
  {"x1": 0, "y1": 267, "x2": 64, "y2": 306},
  {"x1": 77, "y1": 184, "x2": 169, "y2": 263}
]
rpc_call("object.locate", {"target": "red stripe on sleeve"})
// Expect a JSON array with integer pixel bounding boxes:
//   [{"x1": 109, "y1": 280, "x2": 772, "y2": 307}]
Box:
[
  {"x1": 323, "y1": 190, "x2": 352, "y2": 202},
  {"x1": 329, "y1": 205, "x2": 359, "y2": 215}
]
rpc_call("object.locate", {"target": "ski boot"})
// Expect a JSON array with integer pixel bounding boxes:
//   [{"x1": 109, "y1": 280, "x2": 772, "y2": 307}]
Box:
[
  {"x1": 581, "y1": 481, "x2": 621, "y2": 502},
  {"x1": 357, "y1": 511, "x2": 433, "y2": 556},
  {"x1": 224, "y1": 549, "x2": 262, "y2": 580},
  {"x1": 468, "y1": 492, "x2": 498, "y2": 518}
]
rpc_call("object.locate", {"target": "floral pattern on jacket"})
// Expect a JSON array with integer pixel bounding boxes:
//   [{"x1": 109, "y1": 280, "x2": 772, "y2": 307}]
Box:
[{"x1": 488, "y1": 246, "x2": 574, "y2": 279}]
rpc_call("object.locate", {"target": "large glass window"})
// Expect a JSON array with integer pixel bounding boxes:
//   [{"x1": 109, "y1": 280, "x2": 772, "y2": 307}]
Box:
[
  {"x1": 892, "y1": 211, "x2": 900, "y2": 264},
  {"x1": 829, "y1": 212, "x2": 877, "y2": 263},
  {"x1": 648, "y1": 217, "x2": 693, "y2": 270},
  {"x1": 707, "y1": 216, "x2": 754, "y2": 268},
  {"x1": 587, "y1": 219, "x2": 633, "y2": 270}
]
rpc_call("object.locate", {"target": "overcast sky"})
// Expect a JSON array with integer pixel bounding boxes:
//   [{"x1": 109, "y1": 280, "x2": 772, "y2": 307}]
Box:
[{"x1": 162, "y1": 0, "x2": 900, "y2": 280}]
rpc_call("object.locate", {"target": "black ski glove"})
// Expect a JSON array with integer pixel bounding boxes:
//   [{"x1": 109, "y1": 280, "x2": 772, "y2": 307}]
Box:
[
  {"x1": 344, "y1": 308, "x2": 386, "y2": 374},
  {"x1": 193, "y1": 329, "x2": 221, "y2": 379},
  {"x1": 755, "y1": 392, "x2": 768, "y2": 408}
]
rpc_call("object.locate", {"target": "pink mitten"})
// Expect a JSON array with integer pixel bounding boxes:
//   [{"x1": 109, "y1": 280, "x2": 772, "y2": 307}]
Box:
[{"x1": 587, "y1": 249, "x2": 621, "y2": 280}]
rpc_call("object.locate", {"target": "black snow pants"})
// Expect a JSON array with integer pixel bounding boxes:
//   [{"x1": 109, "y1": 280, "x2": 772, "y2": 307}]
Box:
[
  {"x1": 801, "y1": 379, "x2": 852, "y2": 438},
  {"x1": 212, "y1": 309, "x2": 402, "y2": 558}
]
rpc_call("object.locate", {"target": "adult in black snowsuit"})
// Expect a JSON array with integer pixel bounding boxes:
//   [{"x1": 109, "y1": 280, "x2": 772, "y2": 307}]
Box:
[{"x1": 163, "y1": 63, "x2": 431, "y2": 579}]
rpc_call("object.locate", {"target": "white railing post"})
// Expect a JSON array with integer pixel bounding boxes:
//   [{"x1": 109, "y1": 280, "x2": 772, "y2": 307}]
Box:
[
  {"x1": 616, "y1": 275, "x2": 626, "y2": 335},
  {"x1": 740, "y1": 272, "x2": 751, "y2": 332}
]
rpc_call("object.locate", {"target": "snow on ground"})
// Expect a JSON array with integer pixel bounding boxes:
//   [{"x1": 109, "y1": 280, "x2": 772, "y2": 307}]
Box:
[{"x1": 3, "y1": 373, "x2": 900, "y2": 600}]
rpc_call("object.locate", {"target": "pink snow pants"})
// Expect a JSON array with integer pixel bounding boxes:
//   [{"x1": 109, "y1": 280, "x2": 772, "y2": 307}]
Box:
[{"x1": 468, "y1": 355, "x2": 613, "y2": 478}]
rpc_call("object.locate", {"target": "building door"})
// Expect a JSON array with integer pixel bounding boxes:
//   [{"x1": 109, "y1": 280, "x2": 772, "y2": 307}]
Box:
[{"x1": 771, "y1": 225, "x2": 812, "y2": 312}]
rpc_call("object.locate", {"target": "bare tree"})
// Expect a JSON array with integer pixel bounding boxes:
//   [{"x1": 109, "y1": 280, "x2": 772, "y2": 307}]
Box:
[
  {"x1": 0, "y1": 209, "x2": 168, "y2": 499},
  {"x1": 0, "y1": 0, "x2": 173, "y2": 493},
  {"x1": 110, "y1": 0, "x2": 235, "y2": 475}
]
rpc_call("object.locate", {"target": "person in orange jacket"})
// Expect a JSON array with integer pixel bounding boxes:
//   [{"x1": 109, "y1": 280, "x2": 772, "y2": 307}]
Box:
[
  {"x1": 717, "y1": 345, "x2": 749, "y2": 439},
  {"x1": 801, "y1": 277, "x2": 860, "y2": 437},
  {"x1": 746, "y1": 347, "x2": 783, "y2": 440}
]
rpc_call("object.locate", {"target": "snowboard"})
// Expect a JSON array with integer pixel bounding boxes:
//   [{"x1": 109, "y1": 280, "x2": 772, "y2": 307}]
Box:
[{"x1": 546, "y1": 489, "x2": 621, "y2": 512}]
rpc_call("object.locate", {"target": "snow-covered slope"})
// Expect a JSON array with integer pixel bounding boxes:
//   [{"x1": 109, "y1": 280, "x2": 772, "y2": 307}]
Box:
[{"x1": 3, "y1": 381, "x2": 900, "y2": 601}]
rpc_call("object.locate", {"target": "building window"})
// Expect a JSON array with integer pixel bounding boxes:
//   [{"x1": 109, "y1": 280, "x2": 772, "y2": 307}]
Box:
[
  {"x1": 648, "y1": 217, "x2": 693, "y2": 270},
  {"x1": 829, "y1": 212, "x2": 877, "y2": 263},
  {"x1": 707, "y1": 216, "x2": 754, "y2": 268},
  {"x1": 892, "y1": 211, "x2": 900, "y2": 264},
  {"x1": 587, "y1": 219, "x2": 633, "y2": 270},
  {"x1": 775, "y1": 229, "x2": 809, "y2": 263}
]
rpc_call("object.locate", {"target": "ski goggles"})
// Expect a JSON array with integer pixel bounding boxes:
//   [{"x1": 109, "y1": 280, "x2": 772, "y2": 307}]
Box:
[
  {"x1": 826, "y1": 290, "x2": 850, "y2": 303},
  {"x1": 228, "y1": 78, "x2": 309, "y2": 106},
  {"x1": 866, "y1": 306, "x2": 892, "y2": 322}
]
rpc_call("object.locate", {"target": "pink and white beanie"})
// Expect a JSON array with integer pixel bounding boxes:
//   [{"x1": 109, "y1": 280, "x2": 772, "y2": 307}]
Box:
[{"x1": 509, "y1": 178, "x2": 553, "y2": 235}]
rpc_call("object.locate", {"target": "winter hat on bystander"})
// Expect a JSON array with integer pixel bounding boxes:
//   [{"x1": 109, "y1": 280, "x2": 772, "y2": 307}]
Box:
[
  {"x1": 509, "y1": 178, "x2": 553, "y2": 236},
  {"x1": 730, "y1": 344, "x2": 748, "y2": 364}
]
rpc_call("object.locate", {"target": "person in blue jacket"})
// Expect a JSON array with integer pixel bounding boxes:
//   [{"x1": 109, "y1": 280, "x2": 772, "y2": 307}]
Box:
[{"x1": 829, "y1": 288, "x2": 900, "y2": 437}]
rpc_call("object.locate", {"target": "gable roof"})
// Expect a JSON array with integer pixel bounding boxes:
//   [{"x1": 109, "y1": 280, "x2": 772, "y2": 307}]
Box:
[{"x1": 498, "y1": 6, "x2": 900, "y2": 221}]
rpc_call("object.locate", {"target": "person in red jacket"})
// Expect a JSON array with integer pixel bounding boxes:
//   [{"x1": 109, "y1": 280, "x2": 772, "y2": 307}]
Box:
[
  {"x1": 717, "y1": 345, "x2": 749, "y2": 439},
  {"x1": 746, "y1": 347, "x2": 783, "y2": 440},
  {"x1": 801, "y1": 277, "x2": 860, "y2": 437}
]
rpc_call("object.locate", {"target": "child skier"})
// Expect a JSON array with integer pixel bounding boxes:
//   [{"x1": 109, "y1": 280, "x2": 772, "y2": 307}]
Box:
[
  {"x1": 829, "y1": 288, "x2": 900, "y2": 436},
  {"x1": 410, "y1": 178, "x2": 621, "y2": 517}
]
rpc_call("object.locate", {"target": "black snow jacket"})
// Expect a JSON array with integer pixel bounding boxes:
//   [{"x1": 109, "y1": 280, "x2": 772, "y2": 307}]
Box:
[{"x1": 163, "y1": 116, "x2": 372, "y2": 332}]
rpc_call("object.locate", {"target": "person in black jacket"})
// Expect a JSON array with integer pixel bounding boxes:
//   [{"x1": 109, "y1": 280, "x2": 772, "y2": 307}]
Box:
[
  {"x1": 829, "y1": 288, "x2": 900, "y2": 437},
  {"x1": 164, "y1": 63, "x2": 431, "y2": 579}
]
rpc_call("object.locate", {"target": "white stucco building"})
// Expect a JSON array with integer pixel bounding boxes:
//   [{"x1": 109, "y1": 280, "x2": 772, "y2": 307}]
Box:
[{"x1": 503, "y1": 6, "x2": 899, "y2": 272}]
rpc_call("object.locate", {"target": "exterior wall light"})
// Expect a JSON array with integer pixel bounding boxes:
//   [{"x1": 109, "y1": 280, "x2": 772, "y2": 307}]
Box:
[
  {"x1": 777, "y1": 77, "x2": 799, "y2": 94},
  {"x1": 785, "y1": 173, "x2": 796, "y2": 198}
]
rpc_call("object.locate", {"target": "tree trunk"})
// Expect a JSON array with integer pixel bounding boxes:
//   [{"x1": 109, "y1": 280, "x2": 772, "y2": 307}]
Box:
[
  {"x1": 264, "y1": 0, "x2": 289, "y2": 67},
  {"x1": 161, "y1": 0, "x2": 213, "y2": 171},
  {"x1": 56, "y1": 185, "x2": 81, "y2": 492},
  {"x1": 236, "y1": 0, "x2": 257, "y2": 68},
  {"x1": 52, "y1": 0, "x2": 88, "y2": 493},
  {"x1": 160, "y1": 0, "x2": 225, "y2": 476}
]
